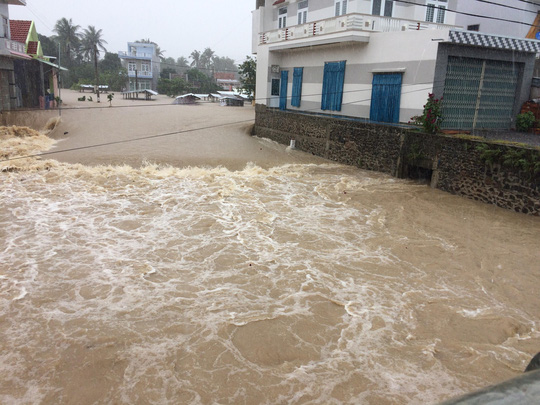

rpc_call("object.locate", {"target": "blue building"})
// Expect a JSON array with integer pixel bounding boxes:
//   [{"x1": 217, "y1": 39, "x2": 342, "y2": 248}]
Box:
[{"x1": 118, "y1": 42, "x2": 161, "y2": 92}]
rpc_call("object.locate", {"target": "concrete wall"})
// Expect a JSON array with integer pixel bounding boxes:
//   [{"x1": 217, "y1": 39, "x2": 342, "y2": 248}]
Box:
[{"x1": 254, "y1": 105, "x2": 540, "y2": 215}]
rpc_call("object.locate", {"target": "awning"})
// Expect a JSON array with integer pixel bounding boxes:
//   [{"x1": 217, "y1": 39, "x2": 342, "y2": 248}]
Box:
[
  {"x1": 9, "y1": 50, "x2": 32, "y2": 60},
  {"x1": 36, "y1": 58, "x2": 68, "y2": 71}
]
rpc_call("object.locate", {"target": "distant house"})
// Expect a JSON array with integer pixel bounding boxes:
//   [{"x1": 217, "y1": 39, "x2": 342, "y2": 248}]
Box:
[
  {"x1": 253, "y1": 0, "x2": 540, "y2": 130},
  {"x1": 214, "y1": 72, "x2": 240, "y2": 91},
  {"x1": 118, "y1": 42, "x2": 161, "y2": 92},
  {"x1": 174, "y1": 93, "x2": 200, "y2": 104},
  {"x1": 0, "y1": 0, "x2": 28, "y2": 111},
  {"x1": 219, "y1": 95, "x2": 244, "y2": 107}
]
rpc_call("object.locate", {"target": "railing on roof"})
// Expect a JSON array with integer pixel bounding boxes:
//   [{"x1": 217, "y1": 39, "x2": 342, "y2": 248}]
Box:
[{"x1": 259, "y1": 12, "x2": 460, "y2": 45}]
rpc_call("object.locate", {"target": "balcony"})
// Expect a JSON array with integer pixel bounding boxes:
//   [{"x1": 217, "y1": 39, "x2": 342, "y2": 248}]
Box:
[
  {"x1": 0, "y1": 38, "x2": 30, "y2": 58},
  {"x1": 118, "y1": 51, "x2": 153, "y2": 60},
  {"x1": 259, "y1": 13, "x2": 461, "y2": 49},
  {"x1": 127, "y1": 70, "x2": 152, "y2": 79}
]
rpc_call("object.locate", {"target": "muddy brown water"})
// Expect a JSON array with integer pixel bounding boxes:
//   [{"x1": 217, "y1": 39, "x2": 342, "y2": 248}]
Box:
[{"x1": 1, "y1": 97, "x2": 539, "y2": 404}]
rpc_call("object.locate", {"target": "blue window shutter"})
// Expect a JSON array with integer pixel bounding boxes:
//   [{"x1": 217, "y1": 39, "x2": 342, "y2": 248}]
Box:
[
  {"x1": 369, "y1": 73, "x2": 402, "y2": 123},
  {"x1": 280, "y1": 70, "x2": 288, "y2": 110},
  {"x1": 291, "y1": 67, "x2": 303, "y2": 107},
  {"x1": 321, "y1": 61, "x2": 346, "y2": 111}
]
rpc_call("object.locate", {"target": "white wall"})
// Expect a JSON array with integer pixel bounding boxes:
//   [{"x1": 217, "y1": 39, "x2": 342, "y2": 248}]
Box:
[{"x1": 257, "y1": 28, "x2": 446, "y2": 122}]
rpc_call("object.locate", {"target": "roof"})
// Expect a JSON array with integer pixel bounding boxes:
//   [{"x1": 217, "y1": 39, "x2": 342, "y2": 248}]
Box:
[
  {"x1": 273, "y1": 0, "x2": 286, "y2": 5},
  {"x1": 26, "y1": 41, "x2": 38, "y2": 55},
  {"x1": 9, "y1": 20, "x2": 32, "y2": 43},
  {"x1": 175, "y1": 93, "x2": 201, "y2": 99}
]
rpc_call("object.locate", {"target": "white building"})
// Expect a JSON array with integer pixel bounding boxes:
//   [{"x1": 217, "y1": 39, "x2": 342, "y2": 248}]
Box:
[
  {"x1": 252, "y1": 0, "x2": 540, "y2": 130},
  {"x1": 0, "y1": 0, "x2": 28, "y2": 111}
]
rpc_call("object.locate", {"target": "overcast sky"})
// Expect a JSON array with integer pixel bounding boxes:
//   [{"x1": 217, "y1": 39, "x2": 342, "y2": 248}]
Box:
[{"x1": 9, "y1": 0, "x2": 255, "y2": 64}]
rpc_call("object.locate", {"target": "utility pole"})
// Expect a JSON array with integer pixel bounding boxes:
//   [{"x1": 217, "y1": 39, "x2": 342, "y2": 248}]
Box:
[
  {"x1": 135, "y1": 69, "x2": 138, "y2": 98},
  {"x1": 94, "y1": 44, "x2": 101, "y2": 103},
  {"x1": 58, "y1": 42, "x2": 62, "y2": 117}
]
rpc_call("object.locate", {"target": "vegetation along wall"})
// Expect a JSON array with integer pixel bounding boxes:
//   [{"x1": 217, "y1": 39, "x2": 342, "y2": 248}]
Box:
[{"x1": 254, "y1": 105, "x2": 540, "y2": 215}]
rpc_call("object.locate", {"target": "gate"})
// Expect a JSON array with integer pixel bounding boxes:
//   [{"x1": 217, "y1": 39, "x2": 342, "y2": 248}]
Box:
[{"x1": 442, "y1": 56, "x2": 520, "y2": 130}]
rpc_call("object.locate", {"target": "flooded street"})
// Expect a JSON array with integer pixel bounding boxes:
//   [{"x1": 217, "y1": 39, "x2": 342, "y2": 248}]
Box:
[{"x1": 1, "y1": 97, "x2": 539, "y2": 404}]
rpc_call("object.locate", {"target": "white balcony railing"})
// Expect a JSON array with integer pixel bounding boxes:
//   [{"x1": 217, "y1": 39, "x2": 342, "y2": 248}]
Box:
[
  {"x1": 259, "y1": 13, "x2": 460, "y2": 45},
  {"x1": 0, "y1": 38, "x2": 26, "y2": 55},
  {"x1": 118, "y1": 51, "x2": 153, "y2": 58}
]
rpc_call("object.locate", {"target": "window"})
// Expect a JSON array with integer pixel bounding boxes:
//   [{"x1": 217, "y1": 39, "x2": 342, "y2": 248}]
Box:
[
  {"x1": 298, "y1": 1, "x2": 308, "y2": 25},
  {"x1": 335, "y1": 0, "x2": 348, "y2": 16},
  {"x1": 128, "y1": 62, "x2": 136, "y2": 72},
  {"x1": 141, "y1": 63, "x2": 151, "y2": 74},
  {"x1": 271, "y1": 78, "x2": 280, "y2": 96},
  {"x1": 372, "y1": 0, "x2": 393, "y2": 17},
  {"x1": 291, "y1": 67, "x2": 303, "y2": 107},
  {"x1": 321, "y1": 61, "x2": 346, "y2": 112},
  {"x1": 278, "y1": 7, "x2": 287, "y2": 29},
  {"x1": 467, "y1": 24, "x2": 480, "y2": 32},
  {"x1": 425, "y1": 0, "x2": 447, "y2": 24},
  {"x1": 2, "y1": 16, "x2": 8, "y2": 39}
]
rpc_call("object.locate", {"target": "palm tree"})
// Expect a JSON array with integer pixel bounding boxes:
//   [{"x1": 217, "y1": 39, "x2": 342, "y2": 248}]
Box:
[
  {"x1": 82, "y1": 26, "x2": 108, "y2": 102},
  {"x1": 177, "y1": 56, "x2": 189, "y2": 67},
  {"x1": 53, "y1": 18, "x2": 81, "y2": 66},
  {"x1": 200, "y1": 48, "x2": 215, "y2": 70},
  {"x1": 190, "y1": 50, "x2": 201, "y2": 68}
]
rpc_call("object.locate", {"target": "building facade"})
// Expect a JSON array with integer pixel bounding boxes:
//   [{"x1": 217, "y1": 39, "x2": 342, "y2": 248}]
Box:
[
  {"x1": 0, "y1": 0, "x2": 29, "y2": 111},
  {"x1": 252, "y1": 0, "x2": 540, "y2": 130},
  {"x1": 118, "y1": 42, "x2": 161, "y2": 91}
]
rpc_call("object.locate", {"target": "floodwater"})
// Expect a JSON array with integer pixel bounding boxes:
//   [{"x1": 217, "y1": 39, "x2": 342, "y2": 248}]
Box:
[{"x1": 1, "y1": 98, "x2": 539, "y2": 404}]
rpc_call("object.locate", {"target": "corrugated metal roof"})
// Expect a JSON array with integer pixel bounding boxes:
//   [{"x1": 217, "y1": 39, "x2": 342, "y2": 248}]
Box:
[{"x1": 9, "y1": 20, "x2": 32, "y2": 44}]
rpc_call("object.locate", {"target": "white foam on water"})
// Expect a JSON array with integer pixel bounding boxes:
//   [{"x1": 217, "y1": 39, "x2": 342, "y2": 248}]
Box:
[{"x1": 1, "y1": 132, "x2": 540, "y2": 403}]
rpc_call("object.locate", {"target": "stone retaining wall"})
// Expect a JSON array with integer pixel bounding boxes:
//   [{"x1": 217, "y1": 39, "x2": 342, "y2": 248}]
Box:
[{"x1": 254, "y1": 105, "x2": 540, "y2": 215}]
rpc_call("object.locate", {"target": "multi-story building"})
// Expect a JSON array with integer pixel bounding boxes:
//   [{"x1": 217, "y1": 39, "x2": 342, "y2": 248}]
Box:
[
  {"x1": 118, "y1": 42, "x2": 160, "y2": 92},
  {"x1": 252, "y1": 0, "x2": 540, "y2": 130},
  {"x1": 0, "y1": 0, "x2": 28, "y2": 111}
]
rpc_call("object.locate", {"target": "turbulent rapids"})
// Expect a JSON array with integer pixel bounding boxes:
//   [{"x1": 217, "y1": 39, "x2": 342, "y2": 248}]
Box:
[{"x1": 0, "y1": 126, "x2": 539, "y2": 404}]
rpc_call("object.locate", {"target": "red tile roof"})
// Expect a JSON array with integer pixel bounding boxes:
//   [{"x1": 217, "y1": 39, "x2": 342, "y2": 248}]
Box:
[
  {"x1": 27, "y1": 41, "x2": 38, "y2": 55},
  {"x1": 9, "y1": 20, "x2": 32, "y2": 44}
]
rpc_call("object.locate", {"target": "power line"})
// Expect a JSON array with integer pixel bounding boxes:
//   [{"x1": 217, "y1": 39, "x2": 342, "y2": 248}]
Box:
[
  {"x1": 472, "y1": 0, "x2": 537, "y2": 15},
  {"x1": 393, "y1": 0, "x2": 539, "y2": 27},
  {"x1": 0, "y1": 119, "x2": 254, "y2": 164}
]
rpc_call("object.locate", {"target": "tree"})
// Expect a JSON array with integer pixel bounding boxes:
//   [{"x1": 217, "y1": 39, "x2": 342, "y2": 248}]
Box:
[
  {"x1": 212, "y1": 56, "x2": 237, "y2": 73},
  {"x1": 185, "y1": 68, "x2": 220, "y2": 93},
  {"x1": 238, "y1": 56, "x2": 256, "y2": 99},
  {"x1": 200, "y1": 47, "x2": 215, "y2": 70},
  {"x1": 99, "y1": 52, "x2": 122, "y2": 73},
  {"x1": 82, "y1": 26, "x2": 107, "y2": 102},
  {"x1": 53, "y1": 18, "x2": 81, "y2": 66},
  {"x1": 177, "y1": 56, "x2": 189, "y2": 67},
  {"x1": 38, "y1": 34, "x2": 58, "y2": 60},
  {"x1": 190, "y1": 50, "x2": 201, "y2": 68}
]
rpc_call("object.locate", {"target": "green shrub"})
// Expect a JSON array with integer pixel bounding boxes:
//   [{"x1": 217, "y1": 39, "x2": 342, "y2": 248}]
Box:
[{"x1": 516, "y1": 111, "x2": 536, "y2": 132}]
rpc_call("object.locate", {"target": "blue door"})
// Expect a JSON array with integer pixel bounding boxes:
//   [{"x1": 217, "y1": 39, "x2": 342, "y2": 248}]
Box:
[
  {"x1": 370, "y1": 73, "x2": 402, "y2": 123},
  {"x1": 280, "y1": 70, "x2": 288, "y2": 110}
]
